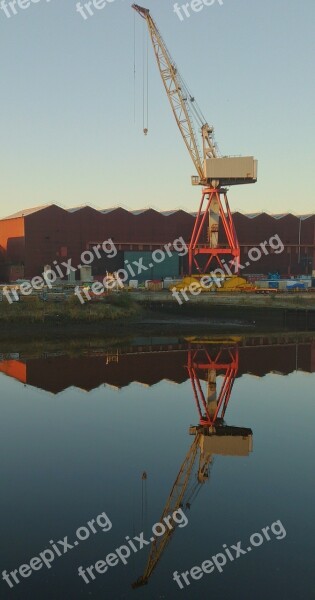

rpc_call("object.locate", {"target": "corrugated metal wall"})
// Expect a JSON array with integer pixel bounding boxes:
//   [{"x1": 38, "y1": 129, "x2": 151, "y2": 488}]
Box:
[{"x1": 0, "y1": 205, "x2": 314, "y2": 280}]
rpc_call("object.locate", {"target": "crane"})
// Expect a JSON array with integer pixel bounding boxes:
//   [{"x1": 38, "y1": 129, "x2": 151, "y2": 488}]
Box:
[
  {"x1": 132, "y1": 432, "x2": 212, "y2": 588},
  {"x1": 187, "y1": 342, "x2": 239, "y2": 428},
  {"x1": 132, "y1": 342, "x2": 253, "y2": 588},
  {"x1": 132, "y1": 4, "x2": 257, "y2": 274}
]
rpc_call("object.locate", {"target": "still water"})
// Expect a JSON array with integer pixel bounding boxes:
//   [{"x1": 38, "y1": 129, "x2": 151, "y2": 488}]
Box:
[{"x1": 0, "y1": 333, "x2": 314, "y2": 600}]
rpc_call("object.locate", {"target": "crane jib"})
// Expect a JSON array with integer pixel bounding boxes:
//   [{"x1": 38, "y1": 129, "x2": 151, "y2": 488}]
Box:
[{"x1": 132, "y1": 3, "x2": 257, "y2": 188}]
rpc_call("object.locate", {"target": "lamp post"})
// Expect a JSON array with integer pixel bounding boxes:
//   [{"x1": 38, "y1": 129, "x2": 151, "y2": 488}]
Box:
[{"x1": 298, "y1": 217, "x2": 302, "y2": 268}]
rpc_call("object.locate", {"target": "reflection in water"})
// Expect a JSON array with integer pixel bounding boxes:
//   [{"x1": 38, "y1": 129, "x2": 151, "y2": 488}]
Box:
[
  {"x1": 0, "y1": 332, "x2": 314, "y2": 599},
  {"x1": 133, "y1": 340, "x2": 252, "y2": 588},
  {"x1": 0, "y1": 333, "x2": 314, "y2": 393}
]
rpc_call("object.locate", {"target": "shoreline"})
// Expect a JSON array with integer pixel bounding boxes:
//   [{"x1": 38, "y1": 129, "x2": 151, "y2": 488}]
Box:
[
  {"x1": 0, "y1": 328, "x2": 313, "y2": 358},
  {"x1": 0, "y1": 292, "x2": 314, "y2": 338}
]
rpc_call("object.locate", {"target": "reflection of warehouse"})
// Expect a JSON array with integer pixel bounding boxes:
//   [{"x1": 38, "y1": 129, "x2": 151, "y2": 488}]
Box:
[
  {"x1": 0, "y1": 204, "x2": 314, "y2": 281},
  {"x1": 0, "y1": 339, "x2": 314, "y2": 394}
]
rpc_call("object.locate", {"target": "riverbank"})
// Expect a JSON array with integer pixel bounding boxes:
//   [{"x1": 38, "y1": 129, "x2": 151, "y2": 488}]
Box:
[
  {"x1": 0, "y1": 329, "x2": 313, "y2": 359},
  {"x1": 136, "y1": 291, "x2": 315, "y2": 330},
  {"x1": 0, "y1": 291, "x2": 314, "y2": 337}
]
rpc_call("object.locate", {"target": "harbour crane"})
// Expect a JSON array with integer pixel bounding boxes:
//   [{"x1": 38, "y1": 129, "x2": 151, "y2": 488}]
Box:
[
  {"x1": 132, "y1": 341, "x2": 253, "y2": 588},
  {"x1": 132, "y1": 431, "x2": 210, "y2": 589},
  {"x1": 132, "y1": 4, "x2": 257, "y2": 275}
]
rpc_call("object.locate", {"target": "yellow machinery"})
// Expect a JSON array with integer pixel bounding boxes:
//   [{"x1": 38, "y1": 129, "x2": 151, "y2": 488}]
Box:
[{"x1": 173, "y1": 275, "x2": 255, "y2": 292}]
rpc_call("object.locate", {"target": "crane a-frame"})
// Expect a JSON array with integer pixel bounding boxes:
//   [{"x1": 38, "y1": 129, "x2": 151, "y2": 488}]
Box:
[{"x1": 132, "y1": 4, "x2": 257, "y2": 274}]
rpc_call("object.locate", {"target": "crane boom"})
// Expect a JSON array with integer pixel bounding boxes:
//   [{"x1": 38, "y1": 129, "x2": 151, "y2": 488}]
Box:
[
  {"x1": 132, "y1": 433, "x2": 211, "y2": 588},
  {"x1": 132, "y1": 4, "x2": 217, "y2": 185}
]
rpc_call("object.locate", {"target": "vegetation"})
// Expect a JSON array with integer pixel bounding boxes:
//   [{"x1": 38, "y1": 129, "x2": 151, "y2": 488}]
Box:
[{"x1": 0, "y1": 295, "x2": 141, "y2": 323}]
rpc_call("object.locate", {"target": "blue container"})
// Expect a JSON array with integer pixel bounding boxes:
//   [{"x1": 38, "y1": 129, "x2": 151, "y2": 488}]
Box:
[
  {"x1": 124, "y1": 251, "x2": 180, "y2": 282},
  {"x1": 268, "y1": 272, "x2": 280, "y2": 289}
]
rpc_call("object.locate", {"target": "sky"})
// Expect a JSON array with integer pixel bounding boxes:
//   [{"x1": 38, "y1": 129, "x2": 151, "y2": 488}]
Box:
[{"x1": 0, "y1": 0, "x2": 314, "y2": 218}]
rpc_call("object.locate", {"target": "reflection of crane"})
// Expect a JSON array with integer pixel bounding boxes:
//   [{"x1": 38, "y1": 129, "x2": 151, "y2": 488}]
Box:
[
  {"x1": 132, "y1": 5, "x2": 257, "y2": 275},
  {"x1": 187, "y1": 343, "x2": 239, "y2": 428},
  {"x1": 132, "y1": 433, "x2": 206, "y2": 589},
  {"x1": 132, "y1": 343, "x2": 252, "y2": 589}
]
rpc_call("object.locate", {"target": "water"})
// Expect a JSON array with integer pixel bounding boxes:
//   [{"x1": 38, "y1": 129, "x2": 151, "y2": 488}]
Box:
[{"x1": 0, "y1": 333, "x2": 314, "y2": 600}]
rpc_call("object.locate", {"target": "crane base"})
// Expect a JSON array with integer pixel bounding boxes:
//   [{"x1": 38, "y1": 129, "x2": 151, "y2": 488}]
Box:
[{"x1": 188, "y1": 187, "x2": 240, "y2": 275}]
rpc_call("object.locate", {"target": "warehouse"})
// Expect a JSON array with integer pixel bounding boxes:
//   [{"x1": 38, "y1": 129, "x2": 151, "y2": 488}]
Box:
[
  {"x1": 0, "y1": 339, "x2": 314, "y2": 393},
  {"x1": 0, "y1": 204, "x2": 314, "y2": 282}
]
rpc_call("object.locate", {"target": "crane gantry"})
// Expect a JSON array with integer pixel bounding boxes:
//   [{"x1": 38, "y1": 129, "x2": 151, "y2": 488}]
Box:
[{"x1": 132, "y1": 4, "x2": 258, "y2": 274}]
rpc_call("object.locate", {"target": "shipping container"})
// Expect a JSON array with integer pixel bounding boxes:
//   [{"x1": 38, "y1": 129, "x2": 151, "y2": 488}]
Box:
[{"x1": 124, "y1": 251, "x2": 180, "y2": 282}]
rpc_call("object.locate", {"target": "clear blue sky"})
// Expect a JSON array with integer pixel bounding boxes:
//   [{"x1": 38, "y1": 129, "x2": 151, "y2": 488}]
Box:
[{"x1": 0, "y1": 0, "x2": 314, "y2": 218}]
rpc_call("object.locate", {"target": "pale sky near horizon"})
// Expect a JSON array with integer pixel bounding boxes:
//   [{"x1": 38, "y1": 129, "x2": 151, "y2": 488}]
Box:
[{"x1": 0, "y1": 0, "x2": 314, "y2": 219}]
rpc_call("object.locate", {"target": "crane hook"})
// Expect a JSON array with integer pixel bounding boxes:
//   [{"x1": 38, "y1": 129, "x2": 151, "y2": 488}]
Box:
[{"x1": 143, "y1": 128, "x2": 148, "y2": 135}]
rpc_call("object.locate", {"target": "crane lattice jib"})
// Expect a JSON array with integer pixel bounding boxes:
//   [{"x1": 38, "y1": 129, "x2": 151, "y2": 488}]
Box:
[
  {"x1": 132, "y1": 434, "x2": 201, "y2": 587},
  {"x1": 132, "y1": 4, "x2": 217, "y2": 182}
]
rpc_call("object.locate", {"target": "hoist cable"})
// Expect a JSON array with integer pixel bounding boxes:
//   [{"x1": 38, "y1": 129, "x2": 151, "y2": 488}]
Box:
[{"x1": 133, "y1": 11, "x2": 136, "y2": 124}]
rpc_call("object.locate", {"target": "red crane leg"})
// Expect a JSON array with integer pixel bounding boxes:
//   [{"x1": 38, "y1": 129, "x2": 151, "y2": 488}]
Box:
[
  {"x1": 187, "y1": 345, "x2": 239, "y2": 428},
  {"x1": 188, "y1": 188, "x2": 240, "y2": 275}
]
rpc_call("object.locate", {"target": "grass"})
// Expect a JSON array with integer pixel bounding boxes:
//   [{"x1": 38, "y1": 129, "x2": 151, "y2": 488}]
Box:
[
  {"x1": 0, "y1": 294, "x2": 141, "y2": 323},
  {"x1": 0, "y1": 289, "x2": 313, "y2": 325}
]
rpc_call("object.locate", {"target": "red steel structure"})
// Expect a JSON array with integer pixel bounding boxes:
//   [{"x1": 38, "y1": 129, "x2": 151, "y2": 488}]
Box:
[
  {"x1": 189, "y1": 188, "x2": 239, "y2": 273},
  {"x1": 187, "y1": 343, "x2": 239, "y2": 427}
]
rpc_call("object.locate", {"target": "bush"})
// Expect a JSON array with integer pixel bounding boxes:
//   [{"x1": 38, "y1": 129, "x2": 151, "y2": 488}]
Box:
[{"x1": 105, "y1": 292, "x2": 134, "y2": 308}]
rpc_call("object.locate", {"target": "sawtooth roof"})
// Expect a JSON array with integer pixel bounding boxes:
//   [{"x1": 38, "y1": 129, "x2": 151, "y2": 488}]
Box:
[{"x1": 1, "y1": 205, "x2": 314, "y2": 221}]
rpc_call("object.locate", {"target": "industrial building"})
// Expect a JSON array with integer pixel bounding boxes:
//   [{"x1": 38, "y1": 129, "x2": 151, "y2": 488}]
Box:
[
  {"x1": 0, "y1": 204, "x2": 314, "y2": 282},
  {"x1": 0, "y1": 337, "x2": 314, "y2": 393}
]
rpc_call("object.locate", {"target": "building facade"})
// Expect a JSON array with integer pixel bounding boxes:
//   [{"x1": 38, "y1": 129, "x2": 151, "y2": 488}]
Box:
[{"x1": 0, "y1": 204, "x2": 314, "y2": 281}]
